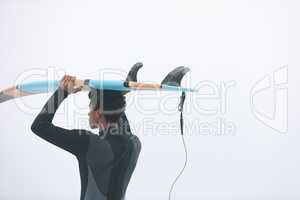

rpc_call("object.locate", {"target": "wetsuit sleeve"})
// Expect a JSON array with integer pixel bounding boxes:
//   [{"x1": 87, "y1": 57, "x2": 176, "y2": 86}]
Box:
[{"x1": 31, "y1": 87, "x2": 89, "y2": 157}]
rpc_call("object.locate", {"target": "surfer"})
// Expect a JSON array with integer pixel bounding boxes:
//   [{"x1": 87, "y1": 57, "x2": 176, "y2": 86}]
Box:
[{"x1": 31, "y1": 75, "x2": 141, "y2": 200}]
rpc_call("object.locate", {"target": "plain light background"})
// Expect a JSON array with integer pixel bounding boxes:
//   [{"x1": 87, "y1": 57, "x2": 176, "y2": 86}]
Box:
[{"x1": 0, "y1": 0, "x2": 298, "y2": 199}]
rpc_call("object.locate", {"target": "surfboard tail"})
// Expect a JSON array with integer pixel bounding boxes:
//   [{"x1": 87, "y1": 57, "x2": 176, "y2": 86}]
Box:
[
  {"x1": 0, "y1": 86, "x2": 33, "y2": 103},
  {"x1": 0, "y1": 91, "x2": 14, "y2": 103}
]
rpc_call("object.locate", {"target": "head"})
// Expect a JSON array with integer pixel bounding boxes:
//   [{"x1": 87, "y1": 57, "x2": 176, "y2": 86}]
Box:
[{"x1": 88, "y1": 89, "x2": 126, "y2": 129}]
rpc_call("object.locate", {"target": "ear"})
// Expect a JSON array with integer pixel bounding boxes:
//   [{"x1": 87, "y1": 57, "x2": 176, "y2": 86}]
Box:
[
  {"x1": 96, "y1": 110, "x2": 108, "y2": 125},
  {"x1": 95, "y1": 111, "x2": 108, "y2": 128},
  {"x1": 93, "y1": 111, "x2": 101, "y2": 121}
]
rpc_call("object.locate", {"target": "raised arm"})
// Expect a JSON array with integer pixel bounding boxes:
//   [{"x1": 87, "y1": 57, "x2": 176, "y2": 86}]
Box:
[{"x1": 31, "y1": 75, "x2": 89, "y2": 157}]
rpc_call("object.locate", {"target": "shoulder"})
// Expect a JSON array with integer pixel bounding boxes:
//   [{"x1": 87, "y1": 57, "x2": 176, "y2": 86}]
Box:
[
  {"x1": 126, "y1": 134, "x2": 142, "y2": 153},
  {"x1": 131, "y1": 134, "x2": 141, "y2": 145}
]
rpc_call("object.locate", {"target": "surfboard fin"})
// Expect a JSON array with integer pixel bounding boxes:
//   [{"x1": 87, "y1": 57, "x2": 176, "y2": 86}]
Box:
[
  {"x1": 161, "y1": 66, "x2": 190, "y2": 86},
  {"x1": 126, "y1": 62, "x2": 143, "y2": 82}
]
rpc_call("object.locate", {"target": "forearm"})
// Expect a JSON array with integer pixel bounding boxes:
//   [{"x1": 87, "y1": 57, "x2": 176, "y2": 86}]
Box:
[
  {"x1": 31, "y1": 87, "x2": 69, "y2": 132},
  {"x1": 30, "y1": 76, "x2": 89, "y2": 157}
]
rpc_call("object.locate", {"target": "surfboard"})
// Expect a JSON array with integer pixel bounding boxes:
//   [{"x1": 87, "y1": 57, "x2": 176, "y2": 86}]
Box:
[{"x1": 0, "y1": 63, "x2": 197, "y2": 104}]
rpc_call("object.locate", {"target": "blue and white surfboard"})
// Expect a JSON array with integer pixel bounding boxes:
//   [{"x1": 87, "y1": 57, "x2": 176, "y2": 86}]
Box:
[{"x1": 0, "y1": 63, "x2": 197, "y2": 103}]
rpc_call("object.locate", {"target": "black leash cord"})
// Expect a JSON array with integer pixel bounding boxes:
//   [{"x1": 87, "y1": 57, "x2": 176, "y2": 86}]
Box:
[{"x1": 168, "y1": 92, "x2": 188, "y2": 200}]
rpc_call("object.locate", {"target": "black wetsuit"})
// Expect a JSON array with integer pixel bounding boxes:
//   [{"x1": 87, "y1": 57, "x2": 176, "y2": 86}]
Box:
[{"x1": 31, "y1": 87, "x2": 141, "y2": 200}]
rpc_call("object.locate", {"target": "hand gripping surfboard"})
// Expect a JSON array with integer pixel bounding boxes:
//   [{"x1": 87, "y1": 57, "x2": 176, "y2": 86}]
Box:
[{"x1": 0, "y1": 63, "x2": 197, "y2": 104}]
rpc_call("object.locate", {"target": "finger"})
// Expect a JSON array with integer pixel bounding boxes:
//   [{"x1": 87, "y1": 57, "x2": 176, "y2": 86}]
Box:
[
  {"x1": 67, "y1": 77, "x2": 71, "y2": 87},
  {"x1": 64, "y1": 81, "x2": 68, "y2": 88},
  {"x1": 65, "y1": 76, "x2": 70, "y2": 84},
  {"x1": 67, "y1": 76, "x2": 71, "y2": 84},
  {"x1": 74, "y1": 85, "x2": 82, "y2": 90},
  {"x1": 64, "y1": 77, "x2": 69, "y2": 85},
  {"x1": 74, "y1": 86, "x2": 83, "y2": 93},
  {"x1": 69, "y1": 77, "x2": 74, "y2": 88}
]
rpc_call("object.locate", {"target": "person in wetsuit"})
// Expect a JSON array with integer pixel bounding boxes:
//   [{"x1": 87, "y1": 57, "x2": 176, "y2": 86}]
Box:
[{"x1": 31, "y1": 75, "x2": 141, "y2": 200}]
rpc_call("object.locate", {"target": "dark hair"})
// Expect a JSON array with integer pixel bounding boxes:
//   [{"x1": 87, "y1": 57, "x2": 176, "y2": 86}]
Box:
[{"x1": 88, "y1": 89, "x2": 126, "y2": 123}]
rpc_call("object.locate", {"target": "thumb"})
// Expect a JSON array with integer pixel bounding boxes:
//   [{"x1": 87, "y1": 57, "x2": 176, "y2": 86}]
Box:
[{"x1": 74, "y1": 86, "x2": 84, "y2": 93}]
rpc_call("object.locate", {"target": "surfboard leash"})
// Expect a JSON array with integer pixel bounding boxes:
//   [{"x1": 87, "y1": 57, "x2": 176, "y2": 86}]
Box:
[{"x1": 168, "y1": 91, "x2": 188, "y2": 200}]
